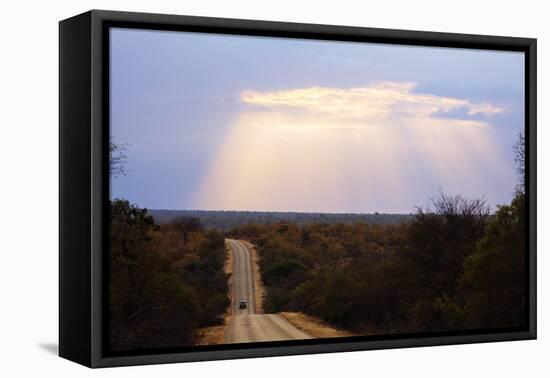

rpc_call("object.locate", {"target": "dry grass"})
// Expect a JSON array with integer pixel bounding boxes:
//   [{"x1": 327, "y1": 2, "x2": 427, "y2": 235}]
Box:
[
  {"x1": 225, "y1": 243, "x2": 233, "y2": 275},
  {"x1": 196, "y1": 316, "x2": 232, "y2": 346},
  {"x1": 242, "y1": 240, "x2": 265, "y2": 314},
  {"x1": 279, "y1": 312, "x2": 355, "y2": 339},
  {"x1": 224, "y1": 242, "x2": 234, "y2": 312}
]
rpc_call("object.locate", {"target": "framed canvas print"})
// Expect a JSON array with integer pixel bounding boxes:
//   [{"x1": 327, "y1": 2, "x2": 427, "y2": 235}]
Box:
[{"x1": 59, "y1": 10, "x2": 537, "y2": 368}]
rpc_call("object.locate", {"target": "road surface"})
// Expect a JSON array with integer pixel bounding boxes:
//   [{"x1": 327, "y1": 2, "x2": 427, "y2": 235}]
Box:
[{"x1": 224, "y1": 239, "x2": 312, "y2": 343}]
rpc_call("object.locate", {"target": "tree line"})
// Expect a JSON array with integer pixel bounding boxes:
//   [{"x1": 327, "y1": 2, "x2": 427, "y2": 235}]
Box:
[
  {"x1": 229, "y1": 189, "x2": 526, "y2": 334},
  {"x1": 108, "y1": 131, "x2": 526, "y2": 344},
  {"x1": 148, "y1": 209, "x2": 412, "y2": 231},
  {"x1": 109, "y1": 200, "x2": 229, "y2": 351}
]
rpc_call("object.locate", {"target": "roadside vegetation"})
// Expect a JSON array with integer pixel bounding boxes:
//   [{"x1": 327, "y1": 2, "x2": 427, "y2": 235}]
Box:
[
  {"x1": 109, "y1": 200, "x2": 230, "y2": 351},
  {"x1": 108, "y1": 132, "x2": 526, "y2": 346},
  {"x1": 229, "y1": 189, "x2": 525, "y2": 335},
  {"x1": 229, "y1": 134, "x2": 527, "y2": 335}
]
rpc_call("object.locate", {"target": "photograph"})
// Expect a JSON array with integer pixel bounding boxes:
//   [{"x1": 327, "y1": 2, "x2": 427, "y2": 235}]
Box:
[
  {"x1": 107, "y1": 27, "x2": 527, "y2": 352},
  {"x1": 1, "y1": 0, "x2": 546, "y2": 375}
]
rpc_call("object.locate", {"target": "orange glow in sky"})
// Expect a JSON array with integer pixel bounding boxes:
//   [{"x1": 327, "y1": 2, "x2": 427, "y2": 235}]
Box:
[{"x1": 191, "y1": 82, "x2": 509, "y2": 213}]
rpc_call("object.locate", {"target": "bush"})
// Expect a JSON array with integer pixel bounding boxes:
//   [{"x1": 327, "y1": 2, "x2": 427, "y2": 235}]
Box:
[
  {"x1": 462, "y1": 193, "x2": 526, "y2": 329},
  {"x1": 239, "y1": 191, "x2": 524, "y2": 335},
  {"x1": 109, "y1": 200, "x2": 229, "y2": 350}
]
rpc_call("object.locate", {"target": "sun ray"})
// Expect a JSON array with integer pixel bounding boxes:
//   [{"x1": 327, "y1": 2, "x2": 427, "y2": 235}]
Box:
[{"x1": 190, "y1": 82, "x2": 507, "y2": 213}]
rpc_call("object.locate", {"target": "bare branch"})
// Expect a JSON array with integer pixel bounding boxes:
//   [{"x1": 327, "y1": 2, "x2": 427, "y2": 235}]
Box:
[
  {"x1": 110, "y1": 139, "x2": 129, "y2": 178},
  {"x1": 513, "y1": 131, "x2": 525, "y2": 193}
]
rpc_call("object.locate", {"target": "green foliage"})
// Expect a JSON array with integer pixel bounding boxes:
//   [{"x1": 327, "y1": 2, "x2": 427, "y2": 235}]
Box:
[
  {"x1": 109, "y1": 186, "x2": 526, "y2": 345},
  {"x1": 396, "y1": 191, "x2": 490, "y2": 332},
  {"x1": 183, "y1": 229, "x2": 230, "y2": 327},
  {"x1": 109, "y1": 200, "x2": 229, "y2": 351},
  {"x1": 462, "y1": 193, "x2": 526, "y2": 328},
  {"x1": 233, "y1": 190, "x2": 525, "y2": 335}
]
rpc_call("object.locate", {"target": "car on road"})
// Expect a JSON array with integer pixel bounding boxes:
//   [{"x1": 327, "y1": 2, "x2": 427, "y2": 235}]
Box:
[{"x1": 239, "y1": 300, "x2": 247, "y2": 309}]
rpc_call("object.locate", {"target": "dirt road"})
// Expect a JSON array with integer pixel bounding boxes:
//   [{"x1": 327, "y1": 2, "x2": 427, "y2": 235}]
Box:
[{"x1": 224, "y1": 239, "x2": 312, "y2": 343}]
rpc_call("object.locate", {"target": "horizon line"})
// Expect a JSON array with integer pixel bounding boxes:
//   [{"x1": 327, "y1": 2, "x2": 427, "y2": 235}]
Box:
[{"x1": 147, "y1": 208, "x2": 415, "y2": 216}]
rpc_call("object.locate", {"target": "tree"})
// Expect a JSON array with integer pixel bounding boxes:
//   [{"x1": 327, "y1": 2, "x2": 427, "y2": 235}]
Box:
[
  {"x1": 109, "y1": 200, "x2": 199, "y2": 349},
  {"x1": 397, "y1": 191, "x2": 490, "y2": 331},
  {"x1": 110, "y1": 199, "x2": 155, "y2": 261},
  {"x1": 172, "y1": 216, "x2": 203, "y2": 247},
  {"x1": 109, "y1": 139, "x2": 128, "y2": 178},
  {"x1": 406, "y1": 191, "x2": 489, "y2": 287},
  {"x1": 461, "y1": 193, "x2": 525, "y2": 328},
  {"x1": 109, "y1": 200, "x2": 230, "y2": 349},
  {"x1": 513, "y1": 131, "x2": 526, "y2": 193}
]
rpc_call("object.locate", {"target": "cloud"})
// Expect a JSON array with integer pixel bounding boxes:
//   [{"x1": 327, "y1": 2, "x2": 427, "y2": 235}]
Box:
[
  {"x1": 190, "y1": 81, "x2": 512, "y2": 213},
  {"x1": 240, "y1": 81, "x2": 505, "y2": 122}
]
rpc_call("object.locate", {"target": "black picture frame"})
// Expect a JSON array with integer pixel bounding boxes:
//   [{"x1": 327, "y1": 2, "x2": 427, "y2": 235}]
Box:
[{"x1": 59, "y1": 9, "x2": 537, "y2": 368}]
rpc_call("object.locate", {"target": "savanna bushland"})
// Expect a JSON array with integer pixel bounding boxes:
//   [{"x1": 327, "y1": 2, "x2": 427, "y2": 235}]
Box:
[
  {"x1": 108, "y1": 133, "x2": 526, "y2": 348},
  {"x1": 228, "y1": 189, "x2": 525, "y2": 335},
  {"x1": 109, "y1": 200, "x2": 230, "y2": 350},
  {"x1": 228, "y1": 133, "x2": 526, "y2": 335}
]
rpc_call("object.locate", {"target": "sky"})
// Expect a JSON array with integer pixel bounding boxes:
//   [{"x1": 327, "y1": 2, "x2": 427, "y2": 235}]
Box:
[{"x1": 110, "y1": 27, "x2": 524, "y2": 214}]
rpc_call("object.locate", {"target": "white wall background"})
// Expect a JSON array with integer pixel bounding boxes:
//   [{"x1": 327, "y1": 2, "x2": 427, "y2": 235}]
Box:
[{"x1": 0, "y1": 0, "x2": 546, "y2": 375}]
